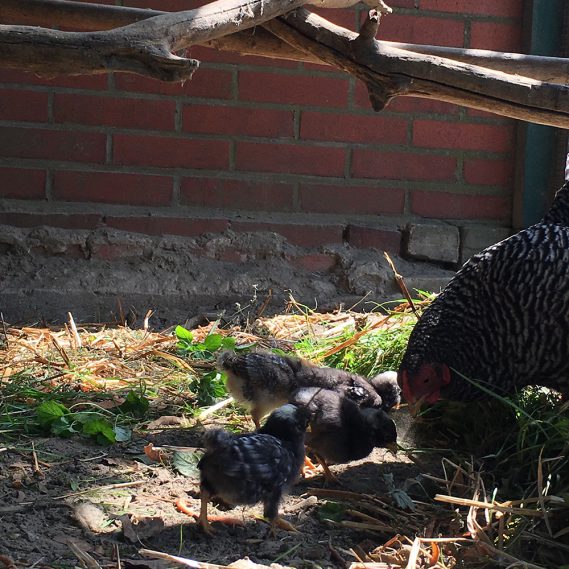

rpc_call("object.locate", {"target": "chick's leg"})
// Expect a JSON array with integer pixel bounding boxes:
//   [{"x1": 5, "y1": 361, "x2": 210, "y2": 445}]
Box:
[
  {"x1": 315, "y1": 453, "x2": 341, "y2": 485},
  {"x1": 251, "y1": 407, "x2": 262, "y2": 430},
  {"x1": 262, "y1": 492, "x2": 297, "y2": 536},
  {"x1": 197, "y1": 488, "x2": 214, "y2": 535}
]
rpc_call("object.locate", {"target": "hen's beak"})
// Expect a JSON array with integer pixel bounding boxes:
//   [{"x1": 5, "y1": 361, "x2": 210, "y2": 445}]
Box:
[
  {"x1": 385, "y1": 442, "x2": 398, "y2": 455},
  {"x1": 407, "y1": 396, "x2": 427, "y2": 418}
]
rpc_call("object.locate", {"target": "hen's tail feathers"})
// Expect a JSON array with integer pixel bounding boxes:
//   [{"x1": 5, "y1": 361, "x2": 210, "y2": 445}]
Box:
[
  {"x1": 540, "y1": 181, "x2": 569, "y2": 227},
  {"x1": 202, "y1": 428, "x2": 234, "y2": 452}
]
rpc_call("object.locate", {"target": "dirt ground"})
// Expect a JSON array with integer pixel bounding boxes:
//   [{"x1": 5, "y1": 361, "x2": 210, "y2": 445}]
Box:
[{"x1": 0, "y1": 408, "x2": 433, "y2": 569}]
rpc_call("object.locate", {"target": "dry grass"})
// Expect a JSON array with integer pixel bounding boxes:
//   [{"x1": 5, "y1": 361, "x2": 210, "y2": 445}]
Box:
[{"x1": 1, "y1": 300, "x2": 568, "y2": 569}]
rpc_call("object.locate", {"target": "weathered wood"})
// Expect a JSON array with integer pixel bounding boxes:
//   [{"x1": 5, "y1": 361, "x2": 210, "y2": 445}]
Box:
[
  {"x1": 264, "y1": 9, "x2": 569, "y2": 128},
  {"x1": 4, "y1": 0, "x2": 569, "y2": 84},
  {"x1": 0, "y1": 0, "x2": 310, "y2": 80}
]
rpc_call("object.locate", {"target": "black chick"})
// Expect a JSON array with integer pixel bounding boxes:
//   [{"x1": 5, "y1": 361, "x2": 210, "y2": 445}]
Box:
[
  {"x1": 369, "y1": 371, "x2": 402, "y2": 412},
  {"x1": 218, "y1": 351, "x2": 383, "y2": 427},
  {"x1": 197, "y1": 403, "x2": 309, "y2": 534},
  {"x1": 290, "y1": 387, "x2": 397, "y2": 482}
]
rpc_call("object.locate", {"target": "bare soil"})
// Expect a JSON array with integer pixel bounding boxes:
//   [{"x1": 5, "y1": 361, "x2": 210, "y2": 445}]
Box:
[{"x1": 0, "y1": 409, "x2": 428, "y2": 568}]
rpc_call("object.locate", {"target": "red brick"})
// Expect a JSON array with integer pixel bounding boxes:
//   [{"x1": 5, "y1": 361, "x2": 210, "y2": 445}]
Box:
[
  {"x1": 54, "y1": 94, "x2": 175, "y2": 130},
  {"x1": 231, "y1": 221, "x2": 344, "y2": 247},
  {"x1": 308, "y1": 7, "x2": 358, "y2": 31},
  {"x1": 470, "y1": 21, "x2": 522, "y2": 52},
  {"x1": 106, "y1": 216, "x2": 229, "y2": 236},
  {"x1": 236, "y1": 142, "x2": 345, "y2": 177},
  {"x1": 90, "y1": 243, "x2": 145, "y2": 261},
  {"x1": 413, "y1": 120, "x2": 514, "y2": 152},
  {"x1": 113, "y1": 135, "x2": 229, "y2": 169},
  {"x1": 299, "y1": 184, "x2": 404, "y2": 215},
  {"x1": 183, "y1": 105, "x2": 294, "y2": 138},
  {"x1": 239, "y1": 71, "x2": 348, "y2": 108},
  {"x1": 53, "y1": 171, "x2": 173, "y2": 206},
  {"x1": 420, "y1": 0, "x2": 523, "y2": 18},
  {"x1": 0, "y1": 90, "x2": 48, "y2": 122},
  {"x1": 0, "y1": 168, "x2": 46, "y2": 199},
  {"x1": 411, "y1": 191, "x2": 510, "y2": 220},
  {"x1": 114, "y1": 68, "x2": 233, "y2": 99},
  {"x1": 346, "y1": 225, "x2": 401, "y2": 252},
  {"x1": 0, "y1": 127, "x2": 106, "y2": 163},
  {"x1": 290, "y1": 253, "x2": 337, "y2": 272},
  {"x1": 300, "y1": 112, "x2": 408, "y2": 144},
  {"x1": 181, "y1": 178, "x2": 294, "y2": 211},
  {"x1": 381, "y1": 14, "x2": 465, "y2": 47},
  {"x1": 463, "y1": 159, "x2": 514, "y2": 187},
  {"x1": 0, "y1": 212, "x2": 101, "y2": 229},
  {"x1": 352, "y1": 150, "x2": 456, "y2": 181},
  {"x1": 0, "y1": 70, "x2": 108, "y2": 90}
]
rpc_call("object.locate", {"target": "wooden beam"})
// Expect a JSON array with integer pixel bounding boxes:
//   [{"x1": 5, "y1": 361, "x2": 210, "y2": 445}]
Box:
[{"x1": 3, "y1": 0, "x2": 569, "y2": 83}]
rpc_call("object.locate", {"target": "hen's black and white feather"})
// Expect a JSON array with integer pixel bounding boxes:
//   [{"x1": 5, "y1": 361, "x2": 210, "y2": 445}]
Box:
[{"x1": 399, "y1": 181, "x2": 569, "y2": 401}]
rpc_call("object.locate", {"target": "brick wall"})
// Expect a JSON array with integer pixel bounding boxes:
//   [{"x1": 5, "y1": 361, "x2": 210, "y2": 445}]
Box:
[{"x1": 0, "y1": 0, "x2": 523, "y2": 261}]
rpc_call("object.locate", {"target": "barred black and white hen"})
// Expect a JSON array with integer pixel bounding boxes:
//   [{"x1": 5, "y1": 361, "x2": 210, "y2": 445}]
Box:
[
  {"x1": 218, "y1": 351, "x2": 384, "y2": 427},
  {"x1": 197, "y1": 403, "x2": 309, "y2": 534},
  {"x1": 399, "y1": 182, "x2": 569, "y2": 414},
  {"x1": 290, "y1": 386, "x2": 397, "y2": 481}
]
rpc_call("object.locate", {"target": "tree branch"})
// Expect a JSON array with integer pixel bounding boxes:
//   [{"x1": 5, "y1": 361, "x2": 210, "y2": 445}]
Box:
[
  {"x1": 3, "y1": 0, "x2": 569, "y2": 84},
  {"x1": 263, "y1": 9, "x2": 569, "y2": 128},
  {"x1": 0, "y1": 0, "x2": 311, "y2": 81}
]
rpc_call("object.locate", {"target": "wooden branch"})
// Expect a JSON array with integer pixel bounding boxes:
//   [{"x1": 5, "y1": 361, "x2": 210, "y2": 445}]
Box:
[
  {"x1": 0, "y1": 0, "x2": 310, "y2": 80},
  {"x1": 264, "y1": 9, "x2": 569, "y2": 128},
  {"x1": 4, "y1": 0, "x2": 569, "y2": 84}
]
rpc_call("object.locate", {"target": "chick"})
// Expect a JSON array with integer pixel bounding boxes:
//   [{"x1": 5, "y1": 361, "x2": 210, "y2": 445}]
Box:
[
  {"x1": 218, "y1": 351, "x2": 383, "y2": 427},
  {"x1": 197, "y1": 403, "x2": 310, "y2": 535},
  {"x1": 290, "y1": 387, "x2": 397, "y2": 482},
  {"x1": 369, "y1": 371, "x2": 401, "y2": 412}
]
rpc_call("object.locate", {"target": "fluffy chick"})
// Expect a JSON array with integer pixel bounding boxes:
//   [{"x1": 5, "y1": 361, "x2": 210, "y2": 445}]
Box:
[
  {"x1": 369, "y1": 371, "x2": 401, "y2": 412},
  {"x1": 197, "y1": 403, "x2": 309, "y2": 534},
  {"x1": 219, "y1": 351, "x2": 383, "y2": 427},
  {"x1": 290, "y1": 387, "x2": 397, "y2": 481}
]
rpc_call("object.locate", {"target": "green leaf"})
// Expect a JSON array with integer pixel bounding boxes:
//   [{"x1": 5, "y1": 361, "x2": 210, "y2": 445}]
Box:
[
  {"x1": 316, "y1": 501, "x2": 346, "y2": 522},
  {"x1": 118, "y1": 391, "x2": 150, "y2": 418},
  {"x1": 81, "y1": 418, "x2": 116, "y2": 444},
  {"x1": 50, "y1": 416, "x2": 77, "y2": 437},
  {"x1": 172, "y1": 450, "x2": 202, "y2": 478},
  {"x1": 202, "y1": 334, "x2": 223, "y2": 351},
  {"x1": 221, "y1": 337, "x2": 236, "y2": 350},
  {"x1": 175, "y1": 326, "x2": 193, "y2": 341},
  {"x1": 36, "y1": 400, "x2": 69, "y2": 427},
  {"x1": 113, "y1": 425, "x2": 132, "y2": 442}
]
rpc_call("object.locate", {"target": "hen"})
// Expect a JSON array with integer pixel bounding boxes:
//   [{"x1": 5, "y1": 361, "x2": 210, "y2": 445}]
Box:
[
  {"x1": 197, "y1": 403, "x2": 309, "y2": 534},
  {"x1": 290, "y1": 386, "x2": 397, "y2": 481},
  {"x1": 399, "y1": 181, "x2": 569, "y2": 414},
  {"x1": 218, "y1": 351, "x2": 383, "y2": 427}
]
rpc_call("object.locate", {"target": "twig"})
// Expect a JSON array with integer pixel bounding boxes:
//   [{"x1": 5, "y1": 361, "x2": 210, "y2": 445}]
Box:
[
  {"x1": 68, "y1": 312, "x2": 82, "y2": 349},
  {"x1": 31, "y1": 441, "x2": 44, "y2": 478},
  {"x1": 1, "y1": 312, "x2": 9, "y2": 348},
  {"x1": 68, "y1": 541, "x2": 102, "y2": 569},
  {"x1": 435, "y1": 494, "x2": 544, "y2": 517},
  {"x1": 536, "y1": 447, "x2": 553, "y2": 536},
  {"x1": 55, "y1": 480, "x2": 145, "y2": 500},
  {"x1": 143, "y1": 309, "x2": 154, "y2": 332},
  {"x1": 197, "y1": 397, "x2": 234, "y2": 419},
  {"x1": 51, "y1": 335, "x2": 72, "y2": 367},
  {"x1": 139, "y1": 549, "x2": 228, "y2": 569},
  {"x1": 384, "y1": 253, "x2": 418, "y2": 318}
]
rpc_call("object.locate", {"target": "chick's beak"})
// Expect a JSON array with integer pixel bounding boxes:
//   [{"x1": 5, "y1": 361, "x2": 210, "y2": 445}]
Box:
[{"x1": 385, "y1": 442, "x2": 398, "y2": 455}]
